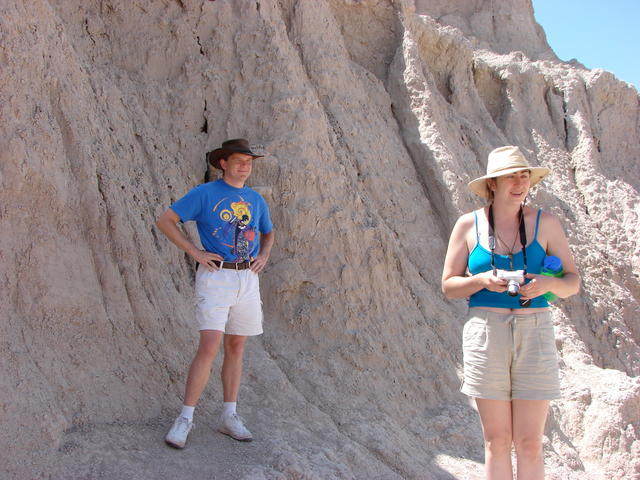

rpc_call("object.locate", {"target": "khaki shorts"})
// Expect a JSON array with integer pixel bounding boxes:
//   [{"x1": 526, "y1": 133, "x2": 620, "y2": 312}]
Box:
[
  {"x1": 461, "y1": 307, "x2": 560, "y2": 401},
  {"x1": 194, "y1": 267, "x2": 263, "y2": 336}
]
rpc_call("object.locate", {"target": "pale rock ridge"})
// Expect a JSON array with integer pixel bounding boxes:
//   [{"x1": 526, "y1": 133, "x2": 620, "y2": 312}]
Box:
[
  {"x1": 413, "y1": 0, "x2": 555, "y2": 61},
  {"x1": 1, "y1": 0, "x2": 638, "y2": 478}
]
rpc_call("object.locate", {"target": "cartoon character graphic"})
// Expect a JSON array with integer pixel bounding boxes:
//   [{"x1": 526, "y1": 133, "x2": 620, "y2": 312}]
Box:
[{"x1": 216, "y1": 200, "x2": 256, "y2": 261}]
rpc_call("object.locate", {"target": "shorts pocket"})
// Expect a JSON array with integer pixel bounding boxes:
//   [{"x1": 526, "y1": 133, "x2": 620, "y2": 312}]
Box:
[
  {"x1": 463, "y1": 320, "x2": 487, "y2": 351},
  {"x1": 536, "y1": 324, "x2": 557, "y2": 357}
]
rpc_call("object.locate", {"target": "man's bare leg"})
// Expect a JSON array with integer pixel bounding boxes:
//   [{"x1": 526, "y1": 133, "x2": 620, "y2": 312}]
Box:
[
  {"x1": 221, "y1": 334, "x2": 248, "y2": 402},
  {"x1": 183, "y1": 330, "x2": 224, "y2": 406}
]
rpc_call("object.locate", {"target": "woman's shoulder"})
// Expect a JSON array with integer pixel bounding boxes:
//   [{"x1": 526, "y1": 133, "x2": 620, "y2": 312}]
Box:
[
  {"x1": 451, "y1": 210, "x2": 483, "y2": 239},
  {"x1": 527, "y1": 207, "x2": 561, "y2": 225},
  {"x1": 524, "y1": 206, "x2": 551, "y2": 220},
  {"x1": 526, "y1": 207, "x2": 565, "y2": 242},
  {"x1": 456, "y1": 210, "x2": 481, "y2": 228}
]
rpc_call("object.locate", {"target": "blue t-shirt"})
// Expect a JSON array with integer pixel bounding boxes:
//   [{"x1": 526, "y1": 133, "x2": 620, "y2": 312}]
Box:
[{"x1": 170, "y1": 179, "x2": 273, "y2": 262}]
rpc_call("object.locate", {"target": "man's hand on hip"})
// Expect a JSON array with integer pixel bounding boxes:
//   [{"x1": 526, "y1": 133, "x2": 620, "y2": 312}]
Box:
[
  {"x1": 192, "y1": 250, "x2": 224, "y2": 272},
  {"x1": 250, "y1": 254, "x2": 269, "y2": 274}
]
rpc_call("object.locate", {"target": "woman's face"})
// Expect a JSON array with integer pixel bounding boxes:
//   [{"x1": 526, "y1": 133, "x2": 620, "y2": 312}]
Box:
[{"x1": 488, "y1": 170, "x2": 531, "y2": 203}]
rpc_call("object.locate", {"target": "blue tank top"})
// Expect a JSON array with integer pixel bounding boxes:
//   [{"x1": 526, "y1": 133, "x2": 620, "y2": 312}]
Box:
[{"x1": 468, "y1": 209, "x2": 549, "y2": 309}]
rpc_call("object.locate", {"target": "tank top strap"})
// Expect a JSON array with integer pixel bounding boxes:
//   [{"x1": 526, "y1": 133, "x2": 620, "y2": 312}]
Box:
[
  {"x1": 474, "y1": 210, "x2": 480, "y2": 243},
  {"x1": 533, "y1": 209, "x2": 542, "y2": 240}
]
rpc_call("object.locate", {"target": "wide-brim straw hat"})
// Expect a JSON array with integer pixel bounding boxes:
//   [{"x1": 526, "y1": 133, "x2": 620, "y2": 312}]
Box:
[
  {"x1": 468, "y1": 146, "x2": 550, "y2": 198},
  {"x1": 207, "y1": 138, "x2": 264, "y2": 170}
]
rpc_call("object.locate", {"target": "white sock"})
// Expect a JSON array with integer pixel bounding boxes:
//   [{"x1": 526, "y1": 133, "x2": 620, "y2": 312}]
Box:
[
  {"x1": 222, "y1": 402, "x2": 237, "y2": 417},
  {"x1": 180, "y1": 405, "x2": 195, "y2": 422}
]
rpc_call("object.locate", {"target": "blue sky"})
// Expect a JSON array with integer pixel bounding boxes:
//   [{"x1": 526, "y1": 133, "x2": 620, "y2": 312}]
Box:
[{"x1": 532, "y1": 0, "x2": 639, "y2": 90}]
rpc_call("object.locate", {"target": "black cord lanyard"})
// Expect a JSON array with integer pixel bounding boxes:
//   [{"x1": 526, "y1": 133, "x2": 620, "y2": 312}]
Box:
[{"x1": 487, "y1": 204, "x2": 528, "y2": 275}]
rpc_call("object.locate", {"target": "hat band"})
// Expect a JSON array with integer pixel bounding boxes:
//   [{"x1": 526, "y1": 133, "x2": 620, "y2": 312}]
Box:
[{"x1": 487, "y1": 165, "x2": 530, "y2": 176}]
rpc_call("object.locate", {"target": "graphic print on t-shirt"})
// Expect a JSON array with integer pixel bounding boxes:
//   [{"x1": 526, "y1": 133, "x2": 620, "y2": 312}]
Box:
[{"x1": 212, "y1": 196, "x2": 257, "y2": 261}]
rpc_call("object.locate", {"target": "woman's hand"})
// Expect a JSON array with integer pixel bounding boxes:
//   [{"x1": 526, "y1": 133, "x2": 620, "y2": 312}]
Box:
[
  {"x1": 519, "y1": 273, "x2": 555, "y2": 300},
  {"x1": 477, "y1": 270, "x2": 508, "y2": 293}
]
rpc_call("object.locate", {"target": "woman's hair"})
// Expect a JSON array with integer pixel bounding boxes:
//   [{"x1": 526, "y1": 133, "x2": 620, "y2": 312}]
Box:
[{"x1": 485, "y1": 178, "x2": 495, "y2": 202}]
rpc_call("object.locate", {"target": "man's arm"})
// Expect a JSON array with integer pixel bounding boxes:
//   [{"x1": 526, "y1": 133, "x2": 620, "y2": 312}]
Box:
[
  {"x1": 250, "y1": 231, "x2": 274, "y2": 273},
  {"x1": 155, "y1": 209, "x2": 223, "y2": 272}
]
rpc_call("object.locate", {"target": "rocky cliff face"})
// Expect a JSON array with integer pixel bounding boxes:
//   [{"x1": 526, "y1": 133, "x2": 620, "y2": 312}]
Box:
[{"x1": 1, "y1": 0, "x2": 638, "y2": 478}]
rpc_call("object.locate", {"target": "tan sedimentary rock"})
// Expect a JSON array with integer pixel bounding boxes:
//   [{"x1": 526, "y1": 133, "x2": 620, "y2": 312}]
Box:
[{"x1": 1, "y1": 0, "x2": 638, "y2": 478}]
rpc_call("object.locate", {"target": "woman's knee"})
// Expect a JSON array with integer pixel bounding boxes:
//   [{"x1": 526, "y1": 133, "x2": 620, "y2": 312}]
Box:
[
  {"x1": 484, "y1": 430, "x2": 513, "y2": 455},
  {"x1": 513, "y1": 434, "x2": 543, "y2": 458}
]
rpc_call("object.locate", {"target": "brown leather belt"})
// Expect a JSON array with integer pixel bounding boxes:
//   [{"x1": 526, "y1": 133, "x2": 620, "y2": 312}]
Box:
[{"x1": 218, "y1": 260, "x2": 252, "y2": 270}]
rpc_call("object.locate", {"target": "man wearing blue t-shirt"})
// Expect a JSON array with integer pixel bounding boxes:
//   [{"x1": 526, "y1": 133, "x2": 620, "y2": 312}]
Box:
[{"x1": 156, "y1": 139, "x2": 275, "y2": 448}]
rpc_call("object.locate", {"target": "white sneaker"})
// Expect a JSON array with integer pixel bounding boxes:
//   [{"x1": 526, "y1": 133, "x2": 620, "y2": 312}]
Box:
[
  {"x1": 165, "y1": 416, "x2": 194, "y2": 449},
  {"x1": 219, "y1": 413, "x2": 253, "y2": 442}
]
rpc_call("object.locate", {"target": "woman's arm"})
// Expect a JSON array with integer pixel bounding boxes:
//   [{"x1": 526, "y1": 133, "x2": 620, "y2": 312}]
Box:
[
  {"x1": 442, "y1": 213, "x2": 507, "y2": 299},
  {"x1": 520, "y1": 212, "x2": 580, "y2": 300}
]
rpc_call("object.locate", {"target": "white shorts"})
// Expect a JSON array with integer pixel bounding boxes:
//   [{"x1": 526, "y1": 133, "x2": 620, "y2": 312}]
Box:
[{"x1": 194, "y1": 267, "x2": 263, "y2": 336}]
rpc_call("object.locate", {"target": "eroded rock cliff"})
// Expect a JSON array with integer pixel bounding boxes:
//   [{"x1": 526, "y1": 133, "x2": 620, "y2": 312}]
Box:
[{"x1": 1, "y1": 0, "x2": 638, "y2": 478}]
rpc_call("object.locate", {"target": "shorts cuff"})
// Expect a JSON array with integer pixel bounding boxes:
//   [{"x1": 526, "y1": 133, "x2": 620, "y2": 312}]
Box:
[
  {"x1": 511, "y1": 390, "x2": 561, "y2": 401},
  {"x1": 461, "y1": 384, "x2": 511, "y2": 401},
  {"x1": 225, "y1": 327, "x2": 263, "y2": 336}
]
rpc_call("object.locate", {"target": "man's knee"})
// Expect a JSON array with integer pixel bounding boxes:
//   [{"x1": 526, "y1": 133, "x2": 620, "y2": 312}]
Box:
[
  {"x1": 196, "y1": 331, "x2": 223, "y2": 359},
  {"x1": 224, "y1": 336, "x2": 247, "y2": 358}
]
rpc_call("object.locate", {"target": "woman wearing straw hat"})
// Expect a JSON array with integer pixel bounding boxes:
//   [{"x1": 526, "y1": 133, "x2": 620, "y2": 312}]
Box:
[{"x1": 442, "y1": 146, "x2": 580, "y2": 479}]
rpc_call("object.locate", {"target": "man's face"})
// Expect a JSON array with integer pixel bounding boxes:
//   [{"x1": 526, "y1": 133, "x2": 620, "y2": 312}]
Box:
[{"x1": 220, "y1": 153, "x2": 253, "y2": 180}]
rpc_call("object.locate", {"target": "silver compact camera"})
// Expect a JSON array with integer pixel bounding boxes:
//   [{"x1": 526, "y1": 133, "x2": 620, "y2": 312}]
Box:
[{"x1": 495, "y1": 269, "x2": 525, "y2": 296}]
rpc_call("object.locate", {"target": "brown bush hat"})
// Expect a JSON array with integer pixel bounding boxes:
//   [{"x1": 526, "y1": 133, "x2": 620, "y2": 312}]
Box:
[
  {"x1": 468, "y1": 146, "x2": 550, "y2": 198},
  {"x1": 207, "y1": 138, "x2": 264, "y2": 170}
]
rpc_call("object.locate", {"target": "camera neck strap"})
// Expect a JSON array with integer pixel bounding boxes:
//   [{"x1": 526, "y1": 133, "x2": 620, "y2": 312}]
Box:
[{"x1": 488, "y1": 204, "x2": 528, "y2": 275}]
